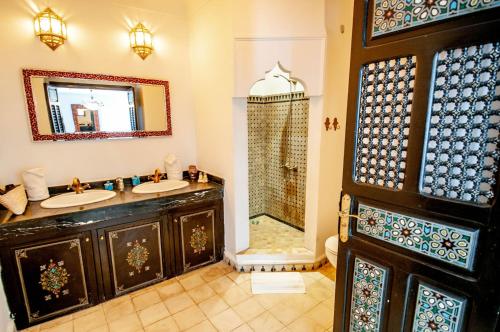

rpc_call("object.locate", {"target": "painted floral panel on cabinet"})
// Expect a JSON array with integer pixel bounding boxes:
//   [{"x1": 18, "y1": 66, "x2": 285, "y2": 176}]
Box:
[
  {"x1": 179, "y1": 210, "x2": 216, "y2": 272},
  {"x1": 14, "y1": 237, "x2": 90, "y2": 323},
  {"x1": 107, "y1": 221, "x2": 163, "y2": 295}
]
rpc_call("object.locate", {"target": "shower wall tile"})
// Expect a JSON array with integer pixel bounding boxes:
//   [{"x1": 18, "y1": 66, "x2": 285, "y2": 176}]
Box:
[{"x1": 247, "y1": 93, "x2": 309, "y2": 230}]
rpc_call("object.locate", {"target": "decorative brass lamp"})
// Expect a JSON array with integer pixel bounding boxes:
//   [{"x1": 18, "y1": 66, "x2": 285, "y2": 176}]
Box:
[
  {"x1": 129, "y1": 23, "x2": 153, "y2": 60},
  {"x1": 34, "y1": 8, "x2": 67, "y2": 50}
]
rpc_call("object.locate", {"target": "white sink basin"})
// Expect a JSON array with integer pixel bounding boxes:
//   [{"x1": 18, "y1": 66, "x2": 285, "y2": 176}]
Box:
[
  {"x1": 132, "y1": 180, "x2": 189, "y2": 194},
  {"x1": 41, "y1": 190, "x2": 117, "y2": 209}
]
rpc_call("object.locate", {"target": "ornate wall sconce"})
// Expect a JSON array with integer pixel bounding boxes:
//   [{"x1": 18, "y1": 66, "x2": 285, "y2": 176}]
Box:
[
  {"x1": 34, "y1": 8, "x2": 67, "y2": 50},
  {"x1": 129, "y1": 23, "x2": 154, "y2": 60}
]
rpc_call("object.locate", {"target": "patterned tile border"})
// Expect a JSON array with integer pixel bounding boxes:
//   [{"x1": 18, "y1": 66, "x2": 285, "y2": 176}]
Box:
[
  {"x1": 223, "y1": 253, "x2": 328, "y2": 273},
  {"x1": 349, "y1": 258, "x2": 387, "y2": 332},
  {"x1": 412, "y1": 283, "x2": 465, "y2": 332},
  {"x1": 357, "y1": 204, "x2": 478, "y2": 270},
  {"x1": 372, "y1": 0, "x2": 500, "y2": 37}
]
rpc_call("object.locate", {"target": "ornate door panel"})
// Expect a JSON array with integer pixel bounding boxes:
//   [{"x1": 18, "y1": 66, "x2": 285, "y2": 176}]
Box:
[
  {"x1": 101, "y1": 220, "x2": 163, "y2": 296},
  {"x1": 175, "y1": 209, "x2": 216, "y2": 272},
  {"x1": 14, "y1": 235, "x2": 91, "y2": 324},
  {"x1": 334, "y1": 1, "x2": 500, "y2": 331}
]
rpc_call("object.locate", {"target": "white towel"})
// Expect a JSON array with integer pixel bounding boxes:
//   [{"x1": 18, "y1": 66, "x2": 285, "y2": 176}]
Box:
[
  {"x1": 22, "y1": 168, "x2": 50, "y2": 201},
  {"x1": 164, "y1": 154, "x2": 183, "y2": 180}
]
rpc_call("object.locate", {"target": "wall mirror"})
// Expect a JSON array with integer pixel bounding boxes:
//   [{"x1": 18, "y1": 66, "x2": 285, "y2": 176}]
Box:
[{"x1": 23, "y1": 69, "x2": 171, "y2": 141}]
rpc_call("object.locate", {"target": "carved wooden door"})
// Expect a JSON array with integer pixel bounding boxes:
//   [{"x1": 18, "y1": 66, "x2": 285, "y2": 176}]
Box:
[
  {"x1": 334, "y1": 1, "x2": 500, "y2": 331},
  {"x1": 99, "y1": 220, "x2": 164, "y2": 296},
  {"x1": 13, "y1": 233, "x2": 93, "y2": 325}
]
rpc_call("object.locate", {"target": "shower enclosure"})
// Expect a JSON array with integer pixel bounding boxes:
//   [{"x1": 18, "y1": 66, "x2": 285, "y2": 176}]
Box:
[{"x1": 246, "y1": 72, "x2": 309, "y2": 252}]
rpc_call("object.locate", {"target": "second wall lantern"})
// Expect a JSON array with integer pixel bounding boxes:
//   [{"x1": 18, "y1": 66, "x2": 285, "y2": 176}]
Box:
[
  {"x1": 34, "y1": 8, "x2": 67, "y2": 50},
  {"x1": 129, "y1": 23, "x2": 153, "y2": 60}
]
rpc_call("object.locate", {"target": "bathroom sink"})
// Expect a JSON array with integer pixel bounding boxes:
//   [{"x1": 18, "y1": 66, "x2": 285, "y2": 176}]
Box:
[
  {"x1": 132, "y1": 180, "x2": 189, "y2": 194},
  {"x1": 40, "y1": 190, "x2": 117, "y2": 209}
]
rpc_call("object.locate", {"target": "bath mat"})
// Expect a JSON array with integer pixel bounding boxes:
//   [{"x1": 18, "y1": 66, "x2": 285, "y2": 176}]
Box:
[{"x1": 251, "y1": 272, "x2": 305, "y2": 294}]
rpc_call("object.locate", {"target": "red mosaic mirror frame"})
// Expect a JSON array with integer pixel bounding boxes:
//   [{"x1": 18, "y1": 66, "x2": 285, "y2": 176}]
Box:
[{"x1": 22, "y1": 69, "x2": 172, "y2": 141}]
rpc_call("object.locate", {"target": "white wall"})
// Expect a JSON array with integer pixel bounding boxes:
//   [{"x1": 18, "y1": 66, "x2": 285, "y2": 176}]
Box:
[{"x1": 0, "y1": 0, "x2": 197, "y2": 187}]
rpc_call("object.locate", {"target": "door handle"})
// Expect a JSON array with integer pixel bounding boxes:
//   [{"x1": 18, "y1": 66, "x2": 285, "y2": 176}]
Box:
[{"x1": 338, "y1": 194, "x2": 360, "y2": 243}]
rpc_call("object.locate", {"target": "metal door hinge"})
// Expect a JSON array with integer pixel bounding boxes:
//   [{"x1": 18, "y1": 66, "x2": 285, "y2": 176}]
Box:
[{"x1": 338, "y1": 194, "x2": 360, "y2": 243}]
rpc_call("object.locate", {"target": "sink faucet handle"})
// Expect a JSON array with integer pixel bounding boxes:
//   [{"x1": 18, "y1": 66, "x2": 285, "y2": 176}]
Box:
[
  {"x1": 68, "y1": 177, "x2": 90, "y2": 194},
  {"x1": 148, "y1": 168, "x2": 164, "y2": 183}
]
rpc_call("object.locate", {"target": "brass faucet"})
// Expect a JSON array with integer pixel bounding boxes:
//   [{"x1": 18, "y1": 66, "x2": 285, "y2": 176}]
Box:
[
  {"x1": 148, "y1": 169, "x2": 165, "y2": 183},
  {"x1": 67, "y1": 177, "x2": 91, "y2": 194}
]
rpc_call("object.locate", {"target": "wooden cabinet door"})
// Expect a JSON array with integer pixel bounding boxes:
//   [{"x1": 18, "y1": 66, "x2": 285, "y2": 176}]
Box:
[
  {"x1": 99, "y1": 219, "x2": 164, "y2": 296},
  {"x1": 13, "y1": 233, "x2": 93, "y2": 325},
  {"x1": 173, "y1": 209, "x2": 217, "y2": 273}
]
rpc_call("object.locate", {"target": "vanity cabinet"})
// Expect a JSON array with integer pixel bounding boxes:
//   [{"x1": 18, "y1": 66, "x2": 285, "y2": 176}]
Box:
[
  {"x1": 170, "y1": 201, "x2": 224, "y2": 274},
  {"x1": 4, "y1": 233, "x2": 97, "y2": 326},
  {"x1": 0, "y1": 184, "x2": 224, "y2": 330},
  {"x1": 98, "y1": 218, "x2": 165, "y2": 298}
]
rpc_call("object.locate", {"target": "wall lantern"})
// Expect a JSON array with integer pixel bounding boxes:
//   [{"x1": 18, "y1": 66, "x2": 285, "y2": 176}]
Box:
[
  {"x1": 34, "y1": 8, "x2": 67, "y2": 50},
  {"x1": 129, "y1": 23, "x2": 154, "y2": 60}
]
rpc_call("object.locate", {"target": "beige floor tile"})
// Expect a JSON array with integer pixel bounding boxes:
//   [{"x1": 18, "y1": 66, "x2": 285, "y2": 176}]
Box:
[
  {"x1": 74, "y1": 310, "x2": 107, "y2": 332},
  {"x1": 304, "y1": 303, "x2": 333, "y2": 329},
  {"x1": 238, "y1": 280, "x2": 253, "y2": 295},
  {"x1": 41, "y1": 320, "x2": 73, "y2": 332},
  {"x1": 132, "y1": 290, "x2": 162, "y2": 311},
  {"x1": 172, "y1": 305, "x2": 206, "y2": 331},
  {"x1": 163, "y1": 292, "x2": 195, "y2": 314},
  {"x1": 138, "y1": 302, "x2": 170, "y2": 327},
  {"x1": 209, "y1": 308, "x2": 244, "y2": 331},
  {"x1": 108, "y1": 312, "x2": 142, "y2": 332},
  {"x1": 73, "y1": 305, "x2": 103, "y2": 319},
  {"x1": 156, "y1": 281, "x2": 184, "y2": 300},
  {"x1": 87, "y1": 325, "x2": 109, "y2": 332},
  {"x1": 179, "y1": 274, "x2": 205, "y2": 290},
  {"x1": 287, "y1": 294, "x2": 320, "y2": 314},
  {"x1": 221, "y1": 285, "x2": 250, "y2": 306},
  {"x1": 300, "y1": 272, "x2": 324, "y2": 281},
  {"x1": 233, "y1": 297, "x2": 265, "y2": 322},
  {"x1": 187, "y1": 284, "x2": 216, "y2": 303},
  {"x1": 208, "y1": 276, "x2": 236, "y2": 294},
  {"x1": 185, "y1": 320, "x2": 217, "y2": 332},
  {"x1": 39, "y1": 314, "x2": 73, "y2": 329},
  {"x1": 227, "y1": 271, "x2": 251, "y2": 285},
  {"x1": 254, "y1": 294, "x2": 290, "y2": 310},
  {"x1": 200, "y1": 265, "x2": 229, "y2": 283},
  {"x1": 198, "y1": 295, "x2": 230, "y2": 317},
  {"x1": 287, "y1": 316, "x2": 325, "y2": 332},
  {"x1": 322, "y1": 297, "x2": 335, "y2": 311},
  {"x1": 104, "y1": 299, "x2": 135, "y2": 322},
  {"x1": 130, "y1": 284, "x2": 158, "y2": 298},
  {"x1": 101, "y1": 295, "x2": 130, "y2": 312},
  {"x1": 232, "y1": 324, "x2": 253, "y2": 332},
  {"x1": 248, "y1": 311, "x2": 284, "y2": 332},
  {"x1": 144, "y1": 317, "x2": 179, "y2": 332},
  {"x1": 269, "y1": 302, "x2": 303, "y2": 325},
  {"x1": 307, "y1": 281, "x2": 334, "y2": 302}
]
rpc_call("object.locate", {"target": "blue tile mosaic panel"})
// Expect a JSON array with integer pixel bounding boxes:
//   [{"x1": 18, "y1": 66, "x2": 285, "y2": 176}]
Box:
[
  {"x1": 412, "y1": 284, "x2": 465, "y2": 332},
  {"x1": 420, "y1": 42, "x2": 500, "y2": 205},
  {"x1": 349, "y1": 258, "x2": 387, "y2": 332},
  {"x1": 357, "y1": 204, "x2": 478, "y2": 270},
  {"x1": 354, "y1": 56, "x2": 416, "y2": 190},
  {"x1": 372, "y1": 0, "x2": 500, "y2": 37}
]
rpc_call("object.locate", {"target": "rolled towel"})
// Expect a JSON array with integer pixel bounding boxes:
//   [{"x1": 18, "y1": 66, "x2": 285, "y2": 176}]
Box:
[
  {"x1": 22, "y1": 168, "x2": 50, "y2": 201},
  {"x1": 0, "y1": 185, "x2": 28, "y2": 215},
  {"x1": 164, "y1": 154, "x2": 183, "y2": 180}
]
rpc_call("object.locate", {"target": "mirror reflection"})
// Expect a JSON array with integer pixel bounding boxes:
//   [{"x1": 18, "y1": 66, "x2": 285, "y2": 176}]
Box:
[{"x1": 32, "y1": 78, "x2": 167, "y2": 135}]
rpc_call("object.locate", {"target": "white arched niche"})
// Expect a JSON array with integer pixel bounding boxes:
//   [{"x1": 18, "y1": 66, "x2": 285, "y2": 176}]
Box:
[{"x1": 232, "y1": 62, "x2": 321, "y2": 266}]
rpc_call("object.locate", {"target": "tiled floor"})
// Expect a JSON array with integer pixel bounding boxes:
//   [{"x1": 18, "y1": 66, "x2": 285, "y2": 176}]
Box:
[
  {"x1": 241, "y1": 215, "x2": 310, "y2": 255},
  {"x1": 22, "y1": 261, "x2": 336, "y2": 332}
]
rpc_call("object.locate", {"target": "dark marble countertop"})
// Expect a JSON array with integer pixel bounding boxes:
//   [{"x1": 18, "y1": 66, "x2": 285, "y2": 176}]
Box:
[{"x1": 0, "y1": 182, "x2": 223, "y2": 242}]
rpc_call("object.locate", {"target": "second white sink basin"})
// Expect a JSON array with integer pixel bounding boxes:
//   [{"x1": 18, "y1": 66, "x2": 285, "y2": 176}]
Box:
[
  {"x1": 41, "y1": 190, "x2": 117, "y2": 209},
  {"x1": 132, "y1": 180, "x2": 189, "y2": 194}
]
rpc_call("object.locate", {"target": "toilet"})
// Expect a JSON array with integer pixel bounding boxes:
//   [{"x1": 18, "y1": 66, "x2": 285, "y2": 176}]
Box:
[{"x1": 325, "y1": 235, "x2": 339, "y2": 268}]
